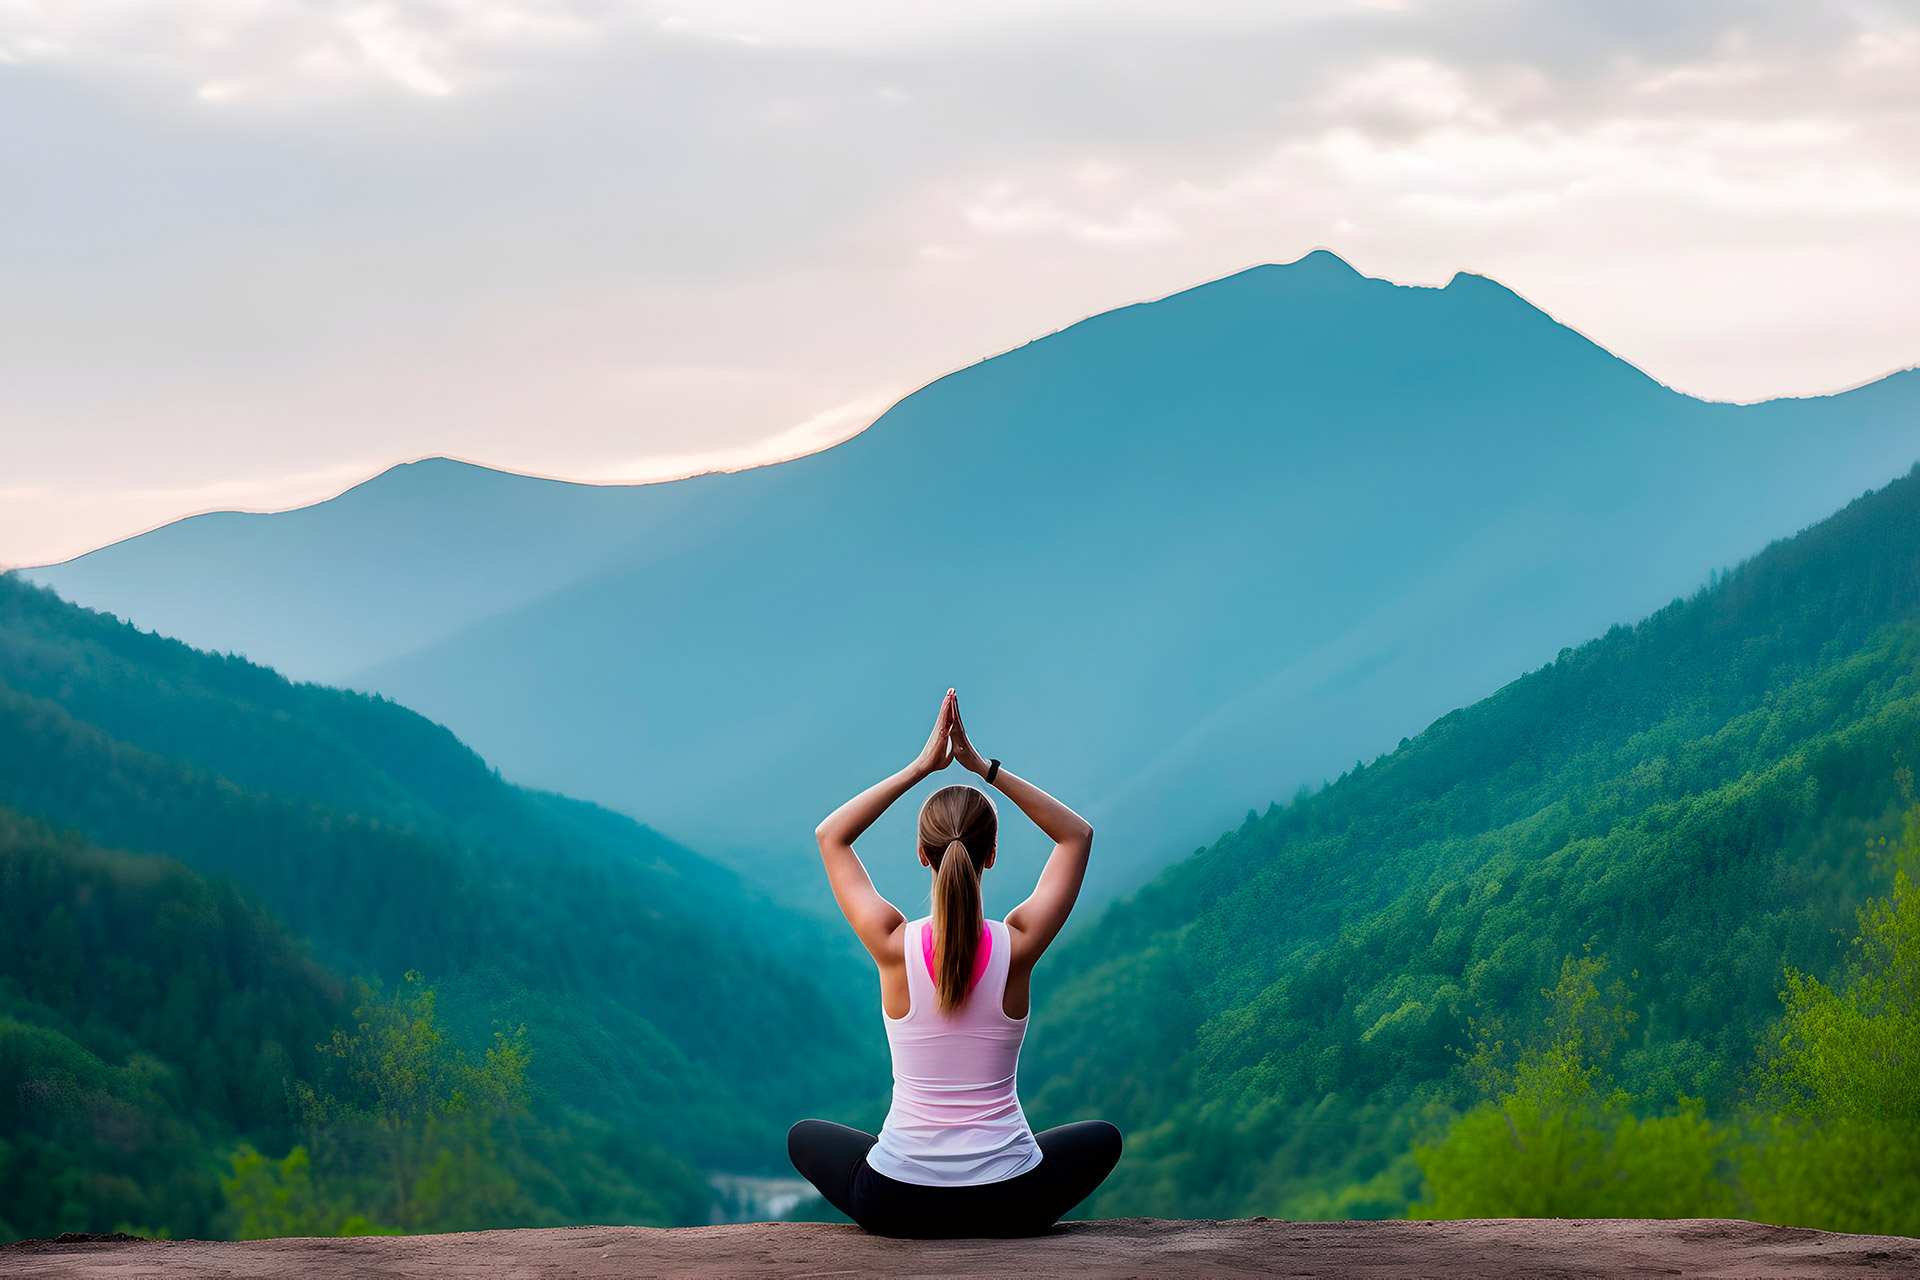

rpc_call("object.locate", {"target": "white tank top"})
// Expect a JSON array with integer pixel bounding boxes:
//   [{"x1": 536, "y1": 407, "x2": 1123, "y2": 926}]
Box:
[{"x1": 864, "y1": 917, "x2": 1044, "y2": 1186}]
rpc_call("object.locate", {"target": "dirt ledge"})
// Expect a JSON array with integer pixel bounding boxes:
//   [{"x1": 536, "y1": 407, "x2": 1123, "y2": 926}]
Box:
[{"x1": 6, "y1": 1217, "x2": 1918, "y2": 1279}]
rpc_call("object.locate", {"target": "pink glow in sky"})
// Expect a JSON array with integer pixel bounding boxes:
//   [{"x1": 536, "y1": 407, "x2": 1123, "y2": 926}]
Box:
[{"x1": 3, "y1": 1, "x2": 1917, "y2": 567}]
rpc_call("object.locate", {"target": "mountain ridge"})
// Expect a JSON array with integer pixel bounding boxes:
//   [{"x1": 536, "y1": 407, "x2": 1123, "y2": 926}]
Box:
[
  {"x1": 17, "y1": 251, "x2": 1663, "y2": 681},
  {"x1": 29, "y1": 252, "x2": 1920, "y2": 911}
]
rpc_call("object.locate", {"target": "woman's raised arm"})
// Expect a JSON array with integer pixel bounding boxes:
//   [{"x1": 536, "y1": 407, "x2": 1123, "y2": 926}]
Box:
[
  {"x1": 814, "y1": 689, "x2": 958, "y2": 959},
  {"x1": 948, "y1": 696, "x2": 1092, "y2": 965}
]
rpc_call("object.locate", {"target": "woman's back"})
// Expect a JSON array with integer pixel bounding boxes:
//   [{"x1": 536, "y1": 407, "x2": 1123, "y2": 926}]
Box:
[
  {"x1": 866, "y1": 918, "x2": 1043, "y2": 1186},
  {"x1": 792, "y1": 689, "x2": 1118, "y2": 1237}
]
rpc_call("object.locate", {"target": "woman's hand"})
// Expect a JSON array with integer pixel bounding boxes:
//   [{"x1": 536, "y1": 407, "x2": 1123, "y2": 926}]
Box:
[
  {"x1": 913, "y1": 688, "x2": 958, "y2": 777},
  {"x1": 816, "y1": 690, "x2": 965, "y2": 960},
  {"x1": 950, "y1": 693, "x2": 991, "y2": 777}
]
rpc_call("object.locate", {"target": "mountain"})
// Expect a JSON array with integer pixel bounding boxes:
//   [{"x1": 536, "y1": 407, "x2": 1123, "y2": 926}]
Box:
[
  {"x1": 0, "y1": 575, "x2": 880, "y2": 1181},
  {"x1": 1019, "y1": 463, "x2": 1920, "y2": 1219},
  {"x1": 28, "y1": 251, "x2": 1920, "y2": 912}
]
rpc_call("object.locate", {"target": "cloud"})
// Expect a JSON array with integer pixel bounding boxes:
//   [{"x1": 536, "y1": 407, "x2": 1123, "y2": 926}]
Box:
[
  {"x1": 0, "y1": 0, "x2": 1359, "y2": 99},
  {"x1": 0, "y1": 0, "x2": 601, "y2": 100}
]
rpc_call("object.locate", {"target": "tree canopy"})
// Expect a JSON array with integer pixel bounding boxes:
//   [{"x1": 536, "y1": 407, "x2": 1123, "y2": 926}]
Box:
[{"x1": 1026, "y1": 465, "x2": 1920, "y2": 1221}]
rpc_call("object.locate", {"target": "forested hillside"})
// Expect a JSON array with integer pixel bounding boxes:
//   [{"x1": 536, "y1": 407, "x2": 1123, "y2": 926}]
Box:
[
  {"x1": 15, "y1": 457, "x2": 1920, "y2": 1236},
  {"x1": 0, "y1": 575, "x2": 883, "y2": 1195},
  {"x1": 0, "y1": 809, "x2": 729, "y2": 1241},
  {"x1": 0, "y1": 809, "x2": 345, "y2": 1239},
  {"x1": 1026, "y1": 462, "x2": 1920, "y2": 1219}
]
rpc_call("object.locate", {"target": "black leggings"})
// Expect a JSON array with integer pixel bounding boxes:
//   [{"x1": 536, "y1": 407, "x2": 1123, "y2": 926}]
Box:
[{"x1": 787, "y1": 1119, "x2": 1122, "y2": 1239}]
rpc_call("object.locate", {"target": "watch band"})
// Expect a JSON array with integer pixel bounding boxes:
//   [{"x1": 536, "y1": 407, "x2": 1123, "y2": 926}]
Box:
[{"x1": 985, "y1": 759, "x2": 1001, "y2": 785}]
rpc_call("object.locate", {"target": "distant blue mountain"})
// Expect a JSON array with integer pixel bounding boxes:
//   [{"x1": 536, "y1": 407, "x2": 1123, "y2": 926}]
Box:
[{"x1": 31, "y1": 251, "x2": 1920, "y2": 911}]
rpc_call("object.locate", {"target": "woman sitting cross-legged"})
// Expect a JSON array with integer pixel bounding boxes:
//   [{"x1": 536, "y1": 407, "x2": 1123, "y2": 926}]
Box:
[{"x1": 788, "y1": 688, "x2": 1121, "y2": 1238}]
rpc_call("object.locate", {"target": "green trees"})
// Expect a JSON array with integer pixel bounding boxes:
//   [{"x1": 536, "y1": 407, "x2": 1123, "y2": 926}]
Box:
[
  {"x1": 308, "y1": 972, "x2": 530, "y2": 1234},
  {"x1": 1028, "y1": 467, "x2": 1920, "y2": 1220},
  {"x1": 1743, "y1": 801, "x2": 1920, "y2": 1235},
  {"x1": 0, "y1": 803, "x2": 712, "y2": 1241},
  {"x1": 1413, "y1": 953, "x2": 1732, "y2": 1219},
  {"x1": 216, "y1": 967, "x2": 715, "y2": 1238},
  {"x1": 224, "y1": 972, "x2": 532, "y2": 1237},
  {"x1": 1416, "y1": 805, "x2": 1920, "y2": 1231},
  {"x1": 0, "y1": 808, "x2": 343, "y2": 1242},
  {"x1": 219, "y1": 1146, "x2": 391, "y2": 1240}
]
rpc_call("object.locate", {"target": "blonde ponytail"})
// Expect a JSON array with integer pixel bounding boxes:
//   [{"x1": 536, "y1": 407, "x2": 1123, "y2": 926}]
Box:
[{"x1": 918, "y1": 784, "x2": 998, "y2": 1011}]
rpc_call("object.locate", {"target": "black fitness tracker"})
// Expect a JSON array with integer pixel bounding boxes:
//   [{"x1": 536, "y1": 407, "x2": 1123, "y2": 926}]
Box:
[{"x1": 985, "y1": 759, "x2": 1001, "y2": 785}]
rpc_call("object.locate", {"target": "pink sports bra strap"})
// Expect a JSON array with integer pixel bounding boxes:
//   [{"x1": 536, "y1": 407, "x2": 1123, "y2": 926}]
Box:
[{"x1": 922, "y1": 920, "x2": 993, "y2": 990}]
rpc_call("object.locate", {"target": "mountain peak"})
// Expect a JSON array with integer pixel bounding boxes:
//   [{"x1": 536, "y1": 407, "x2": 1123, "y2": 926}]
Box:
[
  {"x1": 1233, "y1": 248, "x2": 1368, "y2": 292},
  {"x1": 1286, "y1": 247, "x2": 1364, "y2": 276},
  {"x1": 1442, "y1": 269, "x2": 1529, "y2": 303}
]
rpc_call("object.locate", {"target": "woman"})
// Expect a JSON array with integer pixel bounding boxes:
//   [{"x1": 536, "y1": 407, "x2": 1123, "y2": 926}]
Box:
[{"x1": 788, "y1": 688, "x2": 1121, "y2": 1238}]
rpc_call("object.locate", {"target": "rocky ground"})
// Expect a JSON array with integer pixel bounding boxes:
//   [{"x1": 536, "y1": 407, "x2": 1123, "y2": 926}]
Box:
[{"x1": 7, "y1": 1218, "x2": 1920, "y2": 1279}]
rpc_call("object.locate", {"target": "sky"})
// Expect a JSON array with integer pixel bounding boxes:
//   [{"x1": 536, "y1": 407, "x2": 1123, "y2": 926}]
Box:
[{"x1": 3, "y1": 0, "x2": 1918, "y2": 568}]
